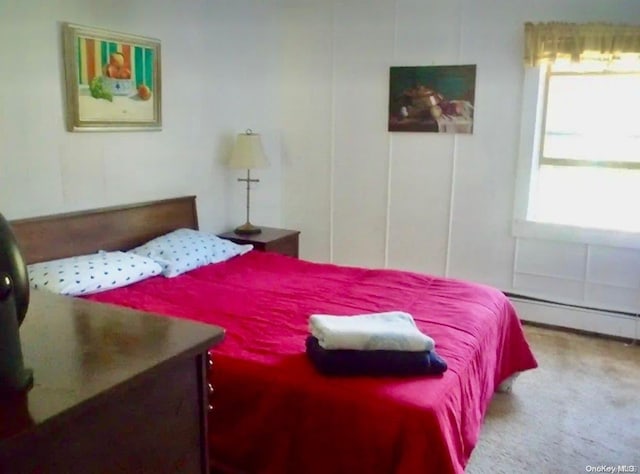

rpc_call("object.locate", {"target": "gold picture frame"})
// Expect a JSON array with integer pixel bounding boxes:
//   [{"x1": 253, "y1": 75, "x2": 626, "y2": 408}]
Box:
[{"x1": 62, "y1": 23, "x2": 162, "y2": 132}]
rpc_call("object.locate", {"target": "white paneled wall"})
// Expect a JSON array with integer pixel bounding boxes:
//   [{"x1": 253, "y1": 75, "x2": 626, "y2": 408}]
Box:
[
  {"x1": 515, "y1": 239, "x2": 587, "y2": 281},
  {"x1": 280, "y1": 2, "x2": 334, "y2": 263},
  {"x1": 387, "y1": 135, "x2": 454, "y2": 274},
  {"x1": 280, "y1": 0, "x2": 640, "y2": 336},
  {"x1": 3, "y1": 0, "x2": 639, "y2": 337},
  {"x1": 587, "y1": 246, "x2": 640, "y2": 312},
  {"x1": 0, "y1": 0, "x2": 283, "y2": 235},
  {"x1": 514, "y1": 239, "x2": 640, "y2": 314},
  {"x1": 331, "y1": 0, "x2": 395, "y2": 268},
  {"x1": 588, "y1": 246, "x2": 640, "y2": 288}
]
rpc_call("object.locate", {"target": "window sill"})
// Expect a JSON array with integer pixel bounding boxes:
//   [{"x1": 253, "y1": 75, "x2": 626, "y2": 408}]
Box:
[{"x1": 513, "y1": 219, "x2": 640, "y2": 249}]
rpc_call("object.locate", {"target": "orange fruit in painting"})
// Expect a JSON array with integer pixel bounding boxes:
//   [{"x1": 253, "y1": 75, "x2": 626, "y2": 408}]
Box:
[
  {"x1": 105, "y1": 64, "x2": 120, "y2": 78},
  {"x1": 138, "y1": 84, "x2": 151, "y2": 100},
  {"x1": 109, "y1": 52, "x2": 125, "y2": 67},
  {"x1": 118, "y1": 67, "x2": 131, "y2": 79}
]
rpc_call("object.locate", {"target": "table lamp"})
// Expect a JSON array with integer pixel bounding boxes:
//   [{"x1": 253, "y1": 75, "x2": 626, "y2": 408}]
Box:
[
  {"x1": 0, "y1": 212, "x2": 33, "y2": 398},
  {"x1": 228, "y1": 129, "x2": 268, "y2": 235}
]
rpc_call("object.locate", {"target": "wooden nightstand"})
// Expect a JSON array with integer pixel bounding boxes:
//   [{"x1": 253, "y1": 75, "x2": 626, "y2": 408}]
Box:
[{"x1": 218, "y1": 227, "x2": 300, "y2": 258}]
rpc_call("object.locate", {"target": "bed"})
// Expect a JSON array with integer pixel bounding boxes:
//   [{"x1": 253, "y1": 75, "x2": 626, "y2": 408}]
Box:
[{"x1": 11, "y1": 196, "x2": 537, "y2": 474}]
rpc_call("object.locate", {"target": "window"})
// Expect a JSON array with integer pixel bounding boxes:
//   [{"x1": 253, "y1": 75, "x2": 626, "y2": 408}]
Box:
[
  {"x1": 515, "y1": 22, "x2": 640, "y2": 246},
  {"x1": 533, "y1": 61, "x2": 640, "y2": 233}
]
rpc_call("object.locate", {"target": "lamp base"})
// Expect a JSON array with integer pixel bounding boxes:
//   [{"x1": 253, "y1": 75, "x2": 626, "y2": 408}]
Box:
[{"x1": 234, "y1": 223, "x2": 262, "y2": 235}]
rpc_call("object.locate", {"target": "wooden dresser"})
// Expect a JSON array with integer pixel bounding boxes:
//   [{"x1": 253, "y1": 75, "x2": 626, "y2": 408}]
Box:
[{"x1": 0, "y1": 290, "x2": 224, "y2": 473}]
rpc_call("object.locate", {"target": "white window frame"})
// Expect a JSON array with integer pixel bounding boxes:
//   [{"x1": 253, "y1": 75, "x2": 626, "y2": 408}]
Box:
[{"x1": 513, "y1": 65, "x2": 640, "y2": 250}]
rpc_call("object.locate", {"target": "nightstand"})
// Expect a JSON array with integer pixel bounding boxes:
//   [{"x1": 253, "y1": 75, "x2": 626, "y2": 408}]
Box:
[{"x1": 218, "y1": 227, "x2": 300, "y2": 258}]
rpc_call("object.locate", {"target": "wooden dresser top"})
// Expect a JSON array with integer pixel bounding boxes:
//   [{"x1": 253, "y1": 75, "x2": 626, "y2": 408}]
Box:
[{"x1": 0, "y1": 290, "x2": 224, "y2": 443}]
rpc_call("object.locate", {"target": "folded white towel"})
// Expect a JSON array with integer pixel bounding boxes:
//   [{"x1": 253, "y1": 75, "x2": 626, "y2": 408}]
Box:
[{"x1": 308, "y1": 311, "x2": 434, "y2": 352}]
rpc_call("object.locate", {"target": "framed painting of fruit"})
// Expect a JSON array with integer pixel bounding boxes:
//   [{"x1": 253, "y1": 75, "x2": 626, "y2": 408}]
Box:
[
  {"x1": 388, "y1": 65, "x2": 476, "y2": 133},
  {"x1": 62, "y1": 23, "x2": 161, "y2": 131}
]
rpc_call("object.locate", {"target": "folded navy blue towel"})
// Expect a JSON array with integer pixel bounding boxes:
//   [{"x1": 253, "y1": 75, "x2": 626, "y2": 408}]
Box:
[{"x1": 305, "y1": 336, "x2": 447, "y2": 376}]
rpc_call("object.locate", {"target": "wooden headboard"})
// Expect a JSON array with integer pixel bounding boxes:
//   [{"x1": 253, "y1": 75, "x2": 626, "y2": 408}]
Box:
[{"x1": 10, "y1": 196, "x2": 198, "y2": 264}]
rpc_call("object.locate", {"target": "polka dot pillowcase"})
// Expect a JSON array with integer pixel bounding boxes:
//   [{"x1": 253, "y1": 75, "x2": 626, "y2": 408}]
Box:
[
  {"x1": 28, "y1": 251, "x2": 162, "y2": 296},
  {"x1": 128, "y1": 228, "x2": 253, "y2": 278}
]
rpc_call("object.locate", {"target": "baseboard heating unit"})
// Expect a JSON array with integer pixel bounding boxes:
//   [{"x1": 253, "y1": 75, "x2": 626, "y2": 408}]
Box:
[{"x1": 506, "y1": 293, "x2": 639, "y2": 341}]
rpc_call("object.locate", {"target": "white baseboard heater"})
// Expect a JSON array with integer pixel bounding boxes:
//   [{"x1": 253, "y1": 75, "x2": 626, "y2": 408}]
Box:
[{"x1": 505, "y1": 293, "x2": 639, "y2": 341}]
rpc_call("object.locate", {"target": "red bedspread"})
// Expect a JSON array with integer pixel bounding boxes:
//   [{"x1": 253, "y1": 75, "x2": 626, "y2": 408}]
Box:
[{"x1": 86, "y1": 251, "x2": 537, "y2": 474}]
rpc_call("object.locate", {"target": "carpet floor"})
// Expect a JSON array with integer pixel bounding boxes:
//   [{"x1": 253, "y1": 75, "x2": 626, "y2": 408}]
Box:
[{"x1": 466, "y1": 324, "x2": 640, "y2": 473}]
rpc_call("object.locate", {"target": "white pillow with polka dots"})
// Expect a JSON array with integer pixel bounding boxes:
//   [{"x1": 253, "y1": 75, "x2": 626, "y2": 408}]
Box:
[
  {"x1": 28, "y1": 251, "x2": 162, "y2": 296},
  {"x1": 128, "y1": 228, "x2": 253, "y2": 277}
]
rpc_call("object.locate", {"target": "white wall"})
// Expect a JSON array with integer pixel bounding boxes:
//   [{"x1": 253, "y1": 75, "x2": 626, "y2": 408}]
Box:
[
  {"x1": 0, "y1": 0, "x2": 283, "y2": 233},
  {"x1": 3, "y1": 0, "x2": 639, "y2": 334},
  {"x1": 280, "y1": 0, "x2": 640, "y2": 323}
]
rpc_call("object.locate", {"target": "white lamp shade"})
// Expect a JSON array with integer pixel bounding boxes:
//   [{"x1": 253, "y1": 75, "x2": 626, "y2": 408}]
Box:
[{"x1": 228, "y1": 131, "x2": 268, "y2": 169}]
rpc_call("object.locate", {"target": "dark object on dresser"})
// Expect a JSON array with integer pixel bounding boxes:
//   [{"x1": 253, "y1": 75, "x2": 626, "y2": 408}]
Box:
[
  {"x1": 218, "y1": 226, "x2": 300, "y2": 258},
  {"x1": 0, "y1": 212, "x2": 33, "y2": 397},
  {"x1": 0, "y1": 290, "x2": 224, "y2": 473}
]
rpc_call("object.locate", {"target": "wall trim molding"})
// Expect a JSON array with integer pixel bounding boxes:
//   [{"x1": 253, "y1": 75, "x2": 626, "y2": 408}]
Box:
[{"x1": 509, "y1": 296, "x2": 639, "y2": 340}]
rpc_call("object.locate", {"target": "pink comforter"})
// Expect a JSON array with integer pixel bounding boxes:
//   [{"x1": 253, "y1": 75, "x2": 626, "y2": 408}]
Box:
[{"x1": 86, "y1": 251, "x2": 537, "y2": 474}]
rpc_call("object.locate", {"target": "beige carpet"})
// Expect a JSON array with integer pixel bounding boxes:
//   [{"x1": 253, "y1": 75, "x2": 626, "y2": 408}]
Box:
[{"x1": 466, "y1": 324, "x2": 640, "y2": 473}]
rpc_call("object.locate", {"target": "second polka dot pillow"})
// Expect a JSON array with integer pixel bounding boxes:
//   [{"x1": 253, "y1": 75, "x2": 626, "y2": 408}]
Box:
[{"x1": 128, "y1": 228, "x2": 253, "y2": 277}]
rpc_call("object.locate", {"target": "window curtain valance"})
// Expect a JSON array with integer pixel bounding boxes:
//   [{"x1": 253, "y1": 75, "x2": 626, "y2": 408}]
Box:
[{"x1": 524, "y1": 22, "x2": 640, "y2": 66}]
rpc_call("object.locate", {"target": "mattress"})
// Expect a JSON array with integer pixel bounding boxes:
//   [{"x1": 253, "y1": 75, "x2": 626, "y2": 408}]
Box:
[{"x1": 86, "y1": 250, "x2": 538, "y2": 473}]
